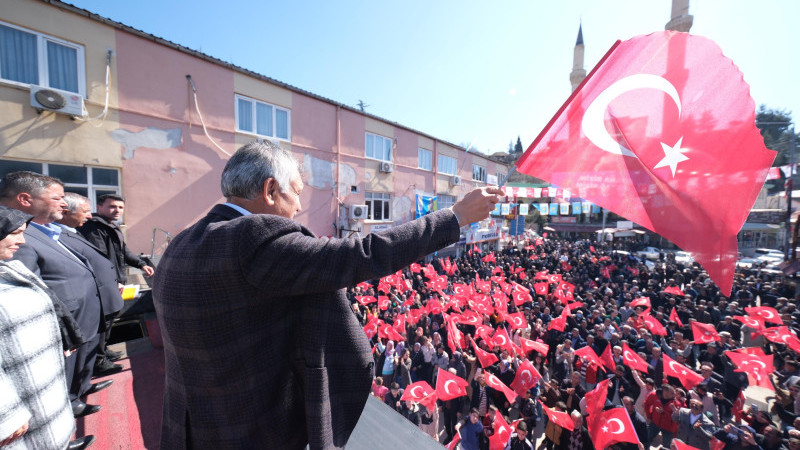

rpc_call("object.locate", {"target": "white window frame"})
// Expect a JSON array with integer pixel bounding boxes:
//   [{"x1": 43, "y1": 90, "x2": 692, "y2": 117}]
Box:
[
  {"x1": 437, "y1": 194, "x2": 456, "y2": 210},
  {"x1": 234, "y1": 94, "x2": 291, "y2": 141},
  {"x1": 473, "y1": 164, "x2": 487, "y2": 183},
  {"x1": 0, "y1": 21, "x2": 86, "y2": 96},
  {"x1": 437, "y1": 155, "x2": 457, "y2": 176},
  {"x1": 0, "y1": 160, "x2": 120, "y2": 211},
  {"x1": 365, "y1": 132, "x2": 393, "y2": 162},
  {"x1": 497, "y1": 172, "x2": 506, "y2": 184},
  {"x1": 365, "y1": 191, "x2": 391, "y2": 222},
  {"x1": 418, "y1": 148, "x2": 432, "y2": 171}
]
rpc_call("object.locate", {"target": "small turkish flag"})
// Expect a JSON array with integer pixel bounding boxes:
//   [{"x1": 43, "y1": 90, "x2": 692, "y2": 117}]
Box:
[
  {"x1": 445, "y1": 434, "x2": 459, "y2": 450},
  {"x1": 575, "y1": 346, "x2": 604, "y2": 369},
  {"x1": 401, "y1": 380, "x2": 436, "y2": 404},
  {"x1": 670, "y1": 307, "x2": 683, "y2": 327},
  {"x1": 640, "y1": 313, "x2": 667, "y2": 336},
  {"x1": 691, "y1": 321, "x2": 721, "y2": 344},
  {"x1": 377, "y1": 296, "x2": 390, "y2": 310},
  {"x1": 534, "y1": 270, "x2": 549, "y2": 280},
  {"x1": 355, "y1": 295, "x2": 377, "y2": 306},
  {"x1": 470, "y1": 337, "x2": 500, "y2": 368},
  {"x1": 744, "y1": 306, "x2": 783, "y2": 324},
  {"x1": 725, "y1": 349, "x2": 774, "y2": 390},
  {"x1": 732, "y1": 315, "x2": 765, "y2": 331},
  {"x1": 547, "y1": 308, "x2": 568, "y2": 332},
  {"x1": 600, "y1": 344, "x2": 616, "y2": 372},
  {"x1": 663, "y1": 353, "x2": 704, "y2": 389},
  {"x1": 363, "y1": 317, "x2": 380, "y2": 339},
  {"x1": 485, "y1": 372, "x2": 518, "y2": 404},
  {"x1": 489, "y1": 409, "x2": 513, "y2": 450},
  {"x1": 406, "y1": 308, "x2": 425, "y2": 325},
  {"x1": 435, "y1": 368, "x2": 469, "y2": 401},
  {"x1": 511, "y1": 358, "x2": 542, "y2": 396},
  {"x1": 505, "y1": 312, "x2": 528, "y2": 330},
  {"x1": 512, "y1": 290, "x2": 533, "y2": 306},
  {"x1": 409, "y1": 263, "x2": 421, "y2": 273},
  {"x1": 475, "y1": 325, "x2": 495, "y2": 343},
  {"x1": 515, "y1": 31, "x2": 775, "y2": 296},
  {"x1": 492, "y1": 327, "x2": 515, "y2": 353},
  {"x1": 427, "y1": 275, "x2": 448, "y2": 292},
  {"x1": 519, "y1": 337, "x2": 549, "y2": 357},
  {"x1": 539, "y1": 402, "x2": 574, "y2": 431},
  {"x1": 664, "y1": 285, "x2": 685, "y2": 296},
  {"x1": 630, "y1": 297, "x2": 651, "y2": 311},
  {"x1": 426, "y1": 299, "x2": 443, "y2": 315},
  {"x1": 533, "y1": 282, "x2": 549, "y2": 295},
  {"x1": 760, "y1": 326, "x2": 800, "y2": 353},
  {"x1": 482, "y1": 253, "x2": 497, "y2": 263},
  {"x1": 590, "y1": 407, "x2": 640, "y2": 450},
  {"x1": 584, "y1": 379, "x2": 610, "y2": 426},
  {"x1": 548, "y1": 274, "x2": 562, "y2": 284},
  {"x1": 621, "y1": 342, "x2": 650, "y2": 373},
  {"x1": 458, "y1": 309, "x2": 483, "y2": 326}
]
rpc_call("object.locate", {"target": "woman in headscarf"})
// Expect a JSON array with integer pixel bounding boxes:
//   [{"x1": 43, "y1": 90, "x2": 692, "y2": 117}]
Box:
[
  {"x1": 377, "y1": 340, "x2": 397, "y2": 386},
  {"x1": 0, "y1": 205, "x2": 77, "y2": 449}
]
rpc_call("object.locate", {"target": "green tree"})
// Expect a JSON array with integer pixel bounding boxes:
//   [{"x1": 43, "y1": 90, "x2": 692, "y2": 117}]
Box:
[
  {"x1": 756, "y1": 105, "x2": 797, "y2": 167},
  {"x1": 514, "y1": 136, "x2": 524, "y2": 155}
]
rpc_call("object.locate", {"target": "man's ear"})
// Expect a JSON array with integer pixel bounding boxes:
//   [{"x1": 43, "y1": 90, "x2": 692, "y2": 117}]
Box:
[
  {"x1": 263, "y1": 178, "x2": 278, "y2": 206},
  {"x1": 16, "y1": 192, "x2": 32, "y2": 207}
]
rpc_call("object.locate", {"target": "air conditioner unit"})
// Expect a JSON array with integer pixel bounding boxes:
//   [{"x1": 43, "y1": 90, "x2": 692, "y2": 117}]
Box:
[
  {"x1": 30, "y1": 85, "x2": 86, "y2": 117},
  {"x1": 350, "y1": 204, "x2": 369, "y2": 220},
  {"x1": 450, "y1": 175, "x2": 462, "y2": 186},
  {"x1": 379, "y1": 162, "x2": 394, "y2": 173}
]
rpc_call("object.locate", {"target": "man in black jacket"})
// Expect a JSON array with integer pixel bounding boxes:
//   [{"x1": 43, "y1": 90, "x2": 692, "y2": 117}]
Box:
[{"x1": 78, "y1": 194, "x2": 153, "y2": 375}]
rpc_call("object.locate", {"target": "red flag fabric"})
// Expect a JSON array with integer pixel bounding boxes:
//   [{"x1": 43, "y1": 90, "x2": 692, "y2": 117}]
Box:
[
  {"x1": 426, "y1": 299, "x2": 443, "y2": 315},
  {"x1": 540, "y1": 402, "x2": 574, "y2": 431},
  {"x1": 733, "y1": 315, "x2": 765, "y2": 331},
  {"x1": 548, "y1": 274, "x2": 562, "y2": 284},
  {"x1": 473, "y1": 244, "x2": 482, "y2": 254},
  {"x1": 547, "y1": 308, "x2": 568, "y2": 332},
  {"x1": 485, "y1": 372, "x2": 518, "y2": 404},
  {"x1": 401, "y1": 380, "x2": 436, "y2": 406},
  {"x1": 488, "y1": 409, "x2": 513, "y2": 450},
  {"x1": 470, "y1": 337, "x2": 500, "y2": 368},
  {"x1": 458, "y1": 309, "x2": 483, "y2": 327},
  {"x1": 691, "y1": 321, "x2": 721, "y2": 344},
  {"x1": 574, "y1": 346, "x2": 604, "y2": 369},
  {"x1": 406, "y1": 308, "x2": 425, "y2": 325},
  {"x1": 356, "y1": 281, "x2": 372, "y2": 291},
  {"x1": 427, "y1": 275, "x2": 448, "y2": 292},
  {"x1": 744, "y1": 306, "x2": 783, "y2": 324},
  {"x1": 512, "y1": 290, "x2": 533, "y2": 306},
  {"x1": 640, "y1": 313, "x2": 667, "y2": 336},
  {"x1": 492, "y1": 327, "x2": 515, "y2": 353},
  {"x1": 511, "y1": 359, "x2": 542, "y2": 396},
  {"x1": 621, "y1": 342, "x2": 650, "y2": 373},
  {"x1": 409, "y1": 263, "x2": 421, "y2": 273},
  {"x1": 760, "y1": 326, "x2": 800, "y2": 354},
  {"x1": 673, "y1": 440, "x2": 704, "y2": 450},
  {"x1": 534, "y1": 270, "x2": 549, "y2": 280},
  {"x1": 355, "y1": 295, "x2": 377, "y2": 306},
  {"x1": 600, "y1": 344, "x2": 617, "y2": 372},
  {"x1": 663, "y1": 353, "x2": 704, "y2": 389},
  {"x1": 664, "y1": 285, "x2": 685, "y2": 296},
  {"x1": 445, "y1": 433, "x2": 459, "y2": 450},
  {"x1": 475, "y1": 325, "x2": 495, "y2": 343},
  {"x1": 591, "y1": 407, "x2": 640, "y2": 450},
  {"x1": 725, "y1": 349, "x2": 774, "y2": 390},
  {"x1": 377, "y1": 295, "x2": 390, "y2": 310},
  {"x1": 435, "y1": 368, "x2": 468, "y2": 401},
  {"x1": 630, "y1": 297, "x2": 651, "y2": 311},
  {"x1": 533, "y1": 282, "x2": 549, "y2": 296},
  {"x1": 515, "y1": 31, "x2": 775, "y2": 296},
  {"x1": 584, "y1": 379, "x2": 610, "y2": 423},
  {"x1": 363, "y1": 317, "x2": 380, "y2": 339},
  {"x1": 670, "y1": 307, "x2": 684, "y2": 327},
  {"x1": 519, "y1": 338, "x2": 549, "y2": 357},
  {"x1": 505, "y1": 312, "x2": 528, "y2": 330},
  {"x1": 482, "y1": 253, "x2": 497, "y2": 264}
]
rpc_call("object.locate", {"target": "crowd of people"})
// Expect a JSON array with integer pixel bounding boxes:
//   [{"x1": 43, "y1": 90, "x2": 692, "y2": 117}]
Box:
[
  {"x1": 351, "y1": 236, "x2": 800, "y2": 450},
  {"x1": 0, "y1": 171, "x2": 152, "y2": 449}
]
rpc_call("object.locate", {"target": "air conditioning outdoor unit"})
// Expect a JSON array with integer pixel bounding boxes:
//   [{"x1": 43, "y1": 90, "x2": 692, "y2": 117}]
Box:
[
  {"x1": 30, "y1": 85, "x2": 87, "y2": 117},
  {"x1": 379, "y1": 162, "x2": 394, "y2": 173},
  {"x1": 350, "y1": 204, "x2": 369, "y2": 220},
  {"x1": 450, "y1": 175, "x2": 462, "y2": 186}
]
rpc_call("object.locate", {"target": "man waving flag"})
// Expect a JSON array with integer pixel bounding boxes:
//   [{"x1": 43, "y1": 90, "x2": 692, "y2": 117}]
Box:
[{"x1": 516, "y1": 31, "x2": 775, "y2": 295}]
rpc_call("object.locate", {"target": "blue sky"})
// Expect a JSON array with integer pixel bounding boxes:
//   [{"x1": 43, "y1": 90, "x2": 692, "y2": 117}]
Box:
[{"x1": 67, "y1": 0, "x2": 798, "y2": 155}]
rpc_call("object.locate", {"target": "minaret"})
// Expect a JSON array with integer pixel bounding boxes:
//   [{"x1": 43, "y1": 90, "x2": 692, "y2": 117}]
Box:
[
  {"x1": 569, "y1": 24, "x2": 586, "y2": 92},
  {"x1": 665, "y1": 0, "x2": 693, "y2": 32}
]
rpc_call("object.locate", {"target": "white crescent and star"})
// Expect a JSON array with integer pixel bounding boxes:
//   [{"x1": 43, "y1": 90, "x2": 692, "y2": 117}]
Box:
[
  {"x1": 581, "y1": 73, "x2": 688, "y2": 178},
  {"x1": 623, "y1": 350, "x2": 636, "y2": 363},
  {"x1": 444, "y1": 380, "x2": 458, "y2": 396},
  {"x1": 760, "y1": 309, "x2": 776, "y2": 320},
  {"x1": 410, "y1": 386, "x2": 423, "y2": 398},
  {"x1": 668, "y1": 360, "x2": 685, "y2": 374},
  {"x1": 521, "y1": 370, "x2": 532, "y2": 384},
  {"x1": 607, "y1": 418, "x2": 626, "y2": 435}
]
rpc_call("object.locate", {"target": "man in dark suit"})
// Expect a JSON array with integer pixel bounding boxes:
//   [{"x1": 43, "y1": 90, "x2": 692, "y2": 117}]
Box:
[
  {"x1": 0, "y1": 172, "x2": 103, "y2": 418},
  {"x1": 152, "y1": 141, "x2": 502, "y2": 449},
  {"x1": 57, "y1": 192, "x2": 125, "y2": 387}
]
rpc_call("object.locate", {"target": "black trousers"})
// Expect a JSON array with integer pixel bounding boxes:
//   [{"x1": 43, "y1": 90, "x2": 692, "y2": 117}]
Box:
[
  {"x1": 66, "y1": 333, "x2": 100, "y2": 402},
  {"x1": 94, "y1": 311, "x2": 119, "y2": 366}
]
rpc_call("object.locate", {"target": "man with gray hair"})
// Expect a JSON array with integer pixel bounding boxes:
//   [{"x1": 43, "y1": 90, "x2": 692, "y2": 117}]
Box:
[
  {"x1": 153, "y1": 141, "x2": 503, "y2": 449},
  {"x1": 57, "y1": 192, "x2": 125, "y2": 385}
]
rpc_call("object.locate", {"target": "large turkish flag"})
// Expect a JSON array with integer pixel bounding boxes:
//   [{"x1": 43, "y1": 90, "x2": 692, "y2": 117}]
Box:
[{"x1": 516, "y1": 31, "x2": 775, "y2": 295}]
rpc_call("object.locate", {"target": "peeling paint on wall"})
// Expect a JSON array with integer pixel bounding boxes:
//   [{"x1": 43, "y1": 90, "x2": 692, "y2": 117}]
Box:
[
  {"x1": 338, "y1": 164, "x2": 356, "y2": 198},
  {"x1": 302, "y1": 153, "x2": 335, "y2": 189},
  {"x1": 111, "y1": 127, "x2": 181, "y2": 159},
  {"x1": 393, "y1": 196, "x2": 413, "y2": 223}
]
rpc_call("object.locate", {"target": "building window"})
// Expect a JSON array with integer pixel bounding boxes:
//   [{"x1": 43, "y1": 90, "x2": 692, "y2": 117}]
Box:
[
  {"x1": 365, "y1": 133, "x2": 392, "y2": 162},
  {"x1": 418, "y1": 148, "x2": 432, "y2": 171},
  {"x1": 437, "y1": 194, "x2": 456, "y2": 210},
  {"x1": 438, "y1": 155, "x2": 457, "y2": 175},
  {"x1": 235, "y1": 94, "x2": 291, "y2": 140},
  {"x1": 365, "y1": 192, "x2": 391, "y2": 221},
  {"x1": 473, "y1": 165, "x2": 487, "y2": 182},
  {"x1": 497, "y1": 172, "x2": 506, "y2": 184},
  {"x1": 0, "y1": 160, "x2": 120, "y2": 211},
  {"x1": 0, "y1": 21, "x2": 86, "y2": 95}
]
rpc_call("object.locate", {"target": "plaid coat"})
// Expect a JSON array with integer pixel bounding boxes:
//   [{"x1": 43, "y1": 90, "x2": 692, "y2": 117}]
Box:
[{"x1": 152, "y1": 205, "x2": 460, "y2": 449}]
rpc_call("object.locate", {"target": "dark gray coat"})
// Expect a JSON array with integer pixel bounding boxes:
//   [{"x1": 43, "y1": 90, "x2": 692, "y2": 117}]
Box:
[{"x1": 152, "y1": 205, "x2": 460, "y2": 449}]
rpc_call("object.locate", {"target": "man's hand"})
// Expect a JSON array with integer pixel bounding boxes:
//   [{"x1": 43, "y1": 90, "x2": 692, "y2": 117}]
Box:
[
  {"x1": 451, "y1": 187, "x2": 504, "y2": 226},
  {"x1": 142, "y1": 265, "x2": 155, "y2": 277},
  {"x1": 0, "y1": 422, "x2": 28, "y2": 446}
]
